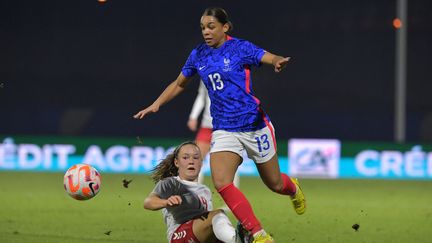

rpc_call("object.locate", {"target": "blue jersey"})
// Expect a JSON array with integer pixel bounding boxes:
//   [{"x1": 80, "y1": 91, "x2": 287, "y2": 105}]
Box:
[{"x1": 182, "y1": 37, "x2": 271, "y2": 132}]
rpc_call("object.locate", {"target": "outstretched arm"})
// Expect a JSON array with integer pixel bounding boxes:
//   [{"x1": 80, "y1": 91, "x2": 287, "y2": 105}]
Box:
[
  {"x1": 134, "y1": 72, "x2": 192, "y2": 119},
  {"x1": 260, "y1": 52, "x2": 291, "y2": 73},
  {"x1": 143, "y1": 193, "x2": 182, "y2": 211}
]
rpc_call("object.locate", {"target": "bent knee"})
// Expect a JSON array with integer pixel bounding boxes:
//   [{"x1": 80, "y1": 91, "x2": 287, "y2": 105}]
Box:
[{"x1": 213, "y1": 179, "x2": 234, "y2": 191}]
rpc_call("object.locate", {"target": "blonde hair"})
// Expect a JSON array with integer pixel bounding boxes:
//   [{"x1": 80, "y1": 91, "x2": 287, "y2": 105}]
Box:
[{"x1": 150, "y1": 141, "x2": 199, "y2": 183}]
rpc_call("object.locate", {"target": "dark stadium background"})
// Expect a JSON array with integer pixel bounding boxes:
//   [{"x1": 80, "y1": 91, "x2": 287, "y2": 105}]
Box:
[{"x1": 1, "y1": 0, "x2": 431, "y2": 141}]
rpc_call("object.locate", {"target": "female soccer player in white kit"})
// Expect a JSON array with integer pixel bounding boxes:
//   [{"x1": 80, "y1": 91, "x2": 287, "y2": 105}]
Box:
[{"x1": 144, "y1": 141, "x2": 243, "y2": 243}]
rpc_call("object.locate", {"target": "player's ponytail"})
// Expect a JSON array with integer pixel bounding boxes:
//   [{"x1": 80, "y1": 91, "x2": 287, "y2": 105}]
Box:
[
  {"x1": 150, "y1": 141, "x2": 199, "y2": 183},
  {"x1": 203, "y1": 7, "x2": 234, "y2": 33}
]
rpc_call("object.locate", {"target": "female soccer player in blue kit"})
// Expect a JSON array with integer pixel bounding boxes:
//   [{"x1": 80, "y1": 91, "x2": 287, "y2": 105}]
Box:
[{"x1": 134, "y1": 7, "x2": 306, "y2": 243}]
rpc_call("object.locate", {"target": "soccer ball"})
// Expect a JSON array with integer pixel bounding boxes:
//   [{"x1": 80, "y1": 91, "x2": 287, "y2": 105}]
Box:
[{"x1": 63, "y1": 164, "x2": 101, "y2": 200}]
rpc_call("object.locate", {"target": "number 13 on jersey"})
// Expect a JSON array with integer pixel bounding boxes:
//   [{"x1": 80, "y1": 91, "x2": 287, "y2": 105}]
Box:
[{"x1": 208, "y1": 73, "x2": 224, "y2": 91}]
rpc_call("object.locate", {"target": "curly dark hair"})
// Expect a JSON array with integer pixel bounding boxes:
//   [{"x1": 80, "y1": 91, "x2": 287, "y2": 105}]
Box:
[{"x1": 150, "y1": 141, "x2": 200, "y2": 183}]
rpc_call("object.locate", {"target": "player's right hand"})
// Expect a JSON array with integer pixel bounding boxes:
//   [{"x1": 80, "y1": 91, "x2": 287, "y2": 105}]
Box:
[
  {"x1": 166, "y1": 195, "x2": 182, "y2": 206},
  {"x1": 133, "y1": 103, "x2": 160, "y2": 119}
]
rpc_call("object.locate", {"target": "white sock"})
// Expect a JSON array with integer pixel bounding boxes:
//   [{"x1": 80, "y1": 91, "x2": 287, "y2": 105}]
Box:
[{"x1": 212, "y1": 212, "x2": 237, "y2": 243}]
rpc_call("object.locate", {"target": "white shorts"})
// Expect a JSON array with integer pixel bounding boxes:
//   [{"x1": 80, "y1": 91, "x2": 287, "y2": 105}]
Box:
[{"x1": 210, "y1": 124, "x2": 277, "y2": 164}]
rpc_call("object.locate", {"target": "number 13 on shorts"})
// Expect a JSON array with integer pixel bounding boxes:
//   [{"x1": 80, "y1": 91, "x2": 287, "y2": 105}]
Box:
[
  {"x1": 210, "y1": 125, "x2": 276, "y2": 164},
  {"x1": 249, "y1": 125, "x2": 277, "y2": 163},
  {"x1": 255, "y1": 134, "x2": 270, "y2": 152}
]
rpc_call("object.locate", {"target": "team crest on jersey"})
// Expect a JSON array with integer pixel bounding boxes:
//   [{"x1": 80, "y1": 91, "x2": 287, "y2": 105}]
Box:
[{"x1": 223, "y1": 58, "x2": 231, "y2": 72}]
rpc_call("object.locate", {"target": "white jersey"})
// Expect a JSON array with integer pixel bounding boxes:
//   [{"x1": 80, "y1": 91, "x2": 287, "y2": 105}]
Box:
[
  {"x1": 152, "y1": 176, "x2": 213, "y2": 242},
  {"x1": 189, "y1": 81, "x2": 213, "y2": 128}
]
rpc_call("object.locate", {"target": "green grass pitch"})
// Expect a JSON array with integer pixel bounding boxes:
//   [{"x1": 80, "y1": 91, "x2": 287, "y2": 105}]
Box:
[{"x1": 1, "y1": 171, "x2": 431, "y2": 242}]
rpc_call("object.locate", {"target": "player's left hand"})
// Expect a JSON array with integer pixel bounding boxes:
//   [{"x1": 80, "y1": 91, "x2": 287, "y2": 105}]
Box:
[{"x1": 274, "y1": 57, "x2": 291, "y2": 73}]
